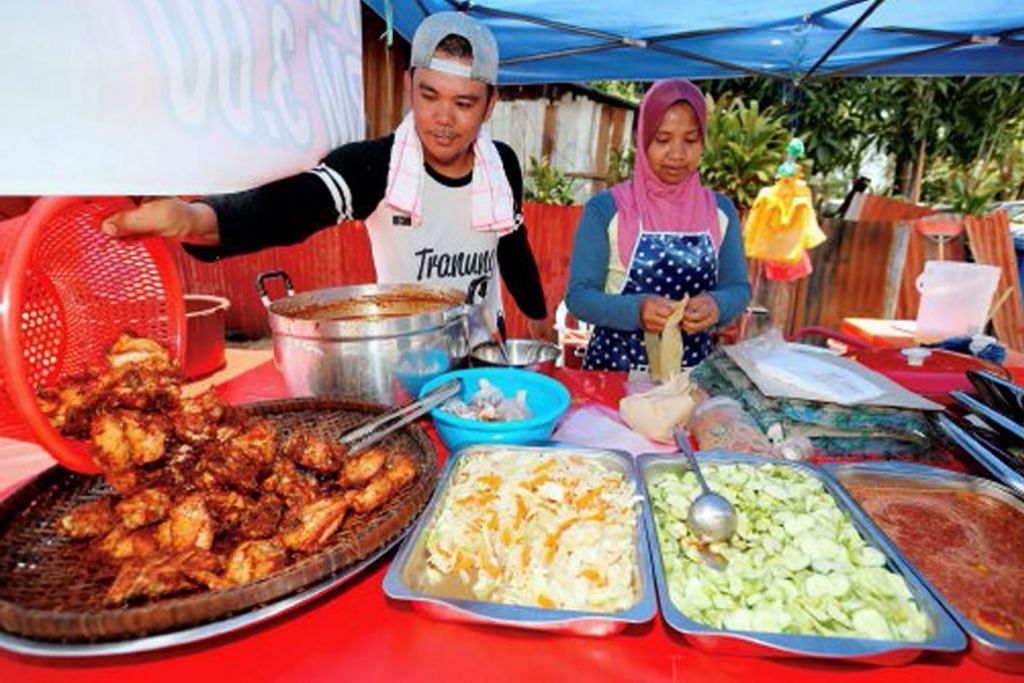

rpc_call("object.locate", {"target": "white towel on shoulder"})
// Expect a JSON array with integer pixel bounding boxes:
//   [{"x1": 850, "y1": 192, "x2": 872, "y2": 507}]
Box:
[{"x1": 384, "y1": 113, "x2": 517, "y2": 234}]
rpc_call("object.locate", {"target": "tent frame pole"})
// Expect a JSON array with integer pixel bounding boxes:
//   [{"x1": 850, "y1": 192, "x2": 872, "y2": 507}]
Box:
[
  {"x1": 402, "y1": 0, "x2": 1024, "y2": 82},
  {"x1": 875, "y1": 25, "x2": 1024, "y2": 49},
  {"x1": 821, "y1": 24, "x2": 1024, "y2": 77},
  {"x1": 444, "y1": 0, "x2": 779, "y2": 78},
  {"x1": 798, "y1": 0, "x2": 886, "y2": 85}
]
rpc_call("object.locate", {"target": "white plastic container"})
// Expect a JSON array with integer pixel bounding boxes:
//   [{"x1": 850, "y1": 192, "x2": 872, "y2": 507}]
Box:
[{"x1": 915, "y1": 261, "x2": 1001, "y2": 340}]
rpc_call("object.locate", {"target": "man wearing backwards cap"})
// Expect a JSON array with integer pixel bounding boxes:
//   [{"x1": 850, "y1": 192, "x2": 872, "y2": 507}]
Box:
[{"x1": 103, "y1": 12, "x2": 551, "y2": 340}]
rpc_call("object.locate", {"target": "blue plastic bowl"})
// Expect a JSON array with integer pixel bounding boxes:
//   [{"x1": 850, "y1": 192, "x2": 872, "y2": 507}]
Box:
[{"x1": 419, "y1": 368, "x2": 571, "y2": 451}]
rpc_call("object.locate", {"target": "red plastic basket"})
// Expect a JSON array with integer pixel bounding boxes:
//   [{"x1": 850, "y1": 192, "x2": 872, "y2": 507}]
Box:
[{"x1": 0, "y1": 196, "x2": 185, "y2": 474}]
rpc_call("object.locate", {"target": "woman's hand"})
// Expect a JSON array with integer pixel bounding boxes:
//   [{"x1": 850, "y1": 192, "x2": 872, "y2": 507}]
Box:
[
  {"x1": 682, "y1": 293, "x2": 719, "y2": 334},
  {"x1": 101, "y1": 198, "x2": 220, "y2": 245},
  {"x1": 640, "y1": 296, "x2": 679, "y2": 333}
]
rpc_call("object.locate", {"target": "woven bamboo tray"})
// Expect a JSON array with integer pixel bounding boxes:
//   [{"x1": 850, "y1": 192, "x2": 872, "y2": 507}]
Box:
[{"x1": 0, "y1": 397, "x2": 438, "y2": 646}]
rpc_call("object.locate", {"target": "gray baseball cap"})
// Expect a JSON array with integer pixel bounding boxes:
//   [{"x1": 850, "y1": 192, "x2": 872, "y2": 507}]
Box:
[{"x1": 410, "y1": 12, "x2": 499, "y2": 85}]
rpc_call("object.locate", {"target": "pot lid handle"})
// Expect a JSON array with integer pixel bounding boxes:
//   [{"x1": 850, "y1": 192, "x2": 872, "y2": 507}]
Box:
[{"x1": 255, "y1": 270, "x2": 295, "y2": 308}]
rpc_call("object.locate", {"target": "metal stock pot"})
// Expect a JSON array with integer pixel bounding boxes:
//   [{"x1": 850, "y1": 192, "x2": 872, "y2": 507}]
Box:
[{"x1": 256, "y1": 271, "x2": 485, "y2": 404}]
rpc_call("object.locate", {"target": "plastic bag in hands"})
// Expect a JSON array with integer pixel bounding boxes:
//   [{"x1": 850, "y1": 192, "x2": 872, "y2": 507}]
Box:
[{"x1": 643, "y1": 296, "x2": 689, "y2": 382}]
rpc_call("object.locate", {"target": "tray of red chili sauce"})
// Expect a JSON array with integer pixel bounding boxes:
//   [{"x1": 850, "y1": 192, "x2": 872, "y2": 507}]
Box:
[{"x1": 825, "y1": 462, "x2": 1024, "y2": 673}]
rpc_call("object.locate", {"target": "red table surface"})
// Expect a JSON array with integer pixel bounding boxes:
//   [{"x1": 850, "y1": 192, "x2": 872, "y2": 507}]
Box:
[{"x1": 0, "y1": 363, "x2": 1017, "y2": 683}]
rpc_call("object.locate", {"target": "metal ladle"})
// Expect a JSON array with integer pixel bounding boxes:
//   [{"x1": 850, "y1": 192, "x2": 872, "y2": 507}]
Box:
[{"x1": 674, "y1": 428, "x2": 737, "y2": 570}]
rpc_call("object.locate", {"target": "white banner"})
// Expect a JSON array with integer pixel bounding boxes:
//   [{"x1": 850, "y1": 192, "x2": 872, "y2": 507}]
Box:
[{"x1": 0, "y1": 0, "x2": 365, "y2": 194}]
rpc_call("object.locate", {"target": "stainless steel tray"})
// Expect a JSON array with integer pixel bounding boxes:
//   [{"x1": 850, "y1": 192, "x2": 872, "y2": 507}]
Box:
[
  {"x1": 936, "y1": 412, "x2": 1024, "y2": 498},
  {"x1": 0, "y1": 528, "x2": 408, "y2": 658},
  {"x1": 383, "y1": 444, "x2": 657, "y2": 636},
  {"x1": 637, "y1": 451, "x2": 965, "y2": 664},
  {"x1": 825, "y1": 461, "x2": 1024, "y2": 673}
]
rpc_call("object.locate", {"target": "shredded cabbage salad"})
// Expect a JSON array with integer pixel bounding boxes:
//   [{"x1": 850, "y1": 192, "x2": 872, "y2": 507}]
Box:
[
  {"x1": 650, "y1": 463, "x2": 930, "y2": 641},
  {"x1": 423, "y1": 449, "x2": 639, "y2": 612}
]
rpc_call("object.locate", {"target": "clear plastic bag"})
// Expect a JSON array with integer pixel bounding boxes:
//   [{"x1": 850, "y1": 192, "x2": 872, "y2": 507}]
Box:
[
  {"x1": 440, "y1": 379, "x2": 532, "y2": 422},
  {"x1": 687, "y1": 396, "x2": 773, "y2": 453},
  {"x1": 497, "y1": 390, "x2": 532, "y2": 421},
  {"x1": 774, "y1": 435, "x2": 815, "y2": 461}
]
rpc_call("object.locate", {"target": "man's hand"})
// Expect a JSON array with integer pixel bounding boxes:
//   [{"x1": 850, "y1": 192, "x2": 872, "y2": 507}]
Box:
[
  {"x1": 101, "y1": 198, "x2": 220, "y2": 245},
  {"x1": 527, "y1": 317, "x2": 557, "y2": 342},
  {"x1": 682, "y1": 294, "x2": 720, "y2": 334},
  {"x1": 640, "y1": 296, "x2": 680, "y2": 333}
]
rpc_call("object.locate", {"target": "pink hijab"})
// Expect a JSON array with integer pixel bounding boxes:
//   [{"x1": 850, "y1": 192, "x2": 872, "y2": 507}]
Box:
[{"x1": 610, "y1": 79, "x2": 719, "y2": 265}]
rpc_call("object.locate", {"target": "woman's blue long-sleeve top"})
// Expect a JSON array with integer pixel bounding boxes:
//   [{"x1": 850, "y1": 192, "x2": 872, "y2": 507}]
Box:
[{"x1": 565, "y1": 191, "x2": 751, "y2": 331}]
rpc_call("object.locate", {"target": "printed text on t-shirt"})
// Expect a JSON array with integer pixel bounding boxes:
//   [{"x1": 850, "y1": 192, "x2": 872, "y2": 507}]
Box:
[{"x1": 414, "y1": 247, "x2": 495, "y2": 281}]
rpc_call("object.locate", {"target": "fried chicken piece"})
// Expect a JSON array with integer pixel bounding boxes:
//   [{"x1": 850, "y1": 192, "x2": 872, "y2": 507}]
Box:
[
  {"x1": 238, "y1": 494, "x2": 284, "y2": 541},
  {"x1": 225, "y1": 540, "x2": 288, "y2": 586},
  {"x1": 203, "y1": 488, "x2": 250, "y2": 531},
  {"x1": 283, "y1": 433, "x2": 345, "y2": 474},
  {"x1": 228, "y1": 421, "x2": 276, "y2": 467},
  {"x1": 194, "y1": 446, "x2": 266, "y2": 493},
  {"x1": 262, "y1": 459, "x2": 320, "y2": 510},
  {"x1": 92, "y1": 525, "x2": 161, "y2": 562},
  {"x1": 279, "y1": 497, "x2": 348, "y2": 553},
  {"x1": 57, "y1": 497, "x2": 116, "y2": 539},
  {"x1": 115, "y1": 488, "x2": 172, "y2": 530},
  {"x1": 177, "y1": 548, "x2": 229, "y2": 590},
  {"x1": 104, "y1": 450, "x2": 198, "y2": 498},
  {"x1": 98, "y1": 367, "x2": 181, "y2": 412},
  {"x1": 157, "y1": 494, "x2": 214, "y2": 551},
  {"x1": 91, "y1": 410, "x2": 169, "y2": 472},
  {"x1": 386, "y1": 454, "x2": 417, "y2": 488},
  {"x1": 104, "y1": 548, "x2": 224, "y2": 605},
  {"x1": 159, "y1": 443, "x2": 201, "y2": 491},
  {"x1": 38, "y1": 333, "x2": 181, "y2": 437},
  {"x1": 337, "y1": 448, "x2": 387, "y2": 489},
  {"x1": 344, "y1": 455, "x2": 418, "y2": 514},
  {"x1": 37, "y1": 380, "x2": 97, "y2": 438},
  {"x1": 100, "y1": 465, "x2": 168, "y2": 496},
  {"x1": 104, "y1": 552, "x2": 191, "y2": 605},
  {"x1": 106, "y1": 332, "x2": 173, "y2": 373},
  {"x1": 102, "y1": 469, "x2": 145, "y2": 496},
  {"x1": 173, "y1": 389, "x2": 227, "y2": 444},
  {"x1": 193, "y1": 420, "x2": 276, "y2": 491}
]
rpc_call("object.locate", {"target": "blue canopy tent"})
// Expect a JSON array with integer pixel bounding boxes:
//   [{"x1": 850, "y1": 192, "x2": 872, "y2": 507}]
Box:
[{"x1": 363, "y1": 1, "x2": 1024, "y2": 83}]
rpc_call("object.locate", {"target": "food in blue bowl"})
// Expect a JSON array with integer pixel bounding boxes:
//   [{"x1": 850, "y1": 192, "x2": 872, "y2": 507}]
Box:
[{"x1": 419, "y1": 368, "x2": 571, "y2": 451}]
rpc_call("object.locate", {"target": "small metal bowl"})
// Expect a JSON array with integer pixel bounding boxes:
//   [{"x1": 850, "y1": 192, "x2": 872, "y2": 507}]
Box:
[{"x1": 470, "y1": 339, "x2": 561, "y2": 375}]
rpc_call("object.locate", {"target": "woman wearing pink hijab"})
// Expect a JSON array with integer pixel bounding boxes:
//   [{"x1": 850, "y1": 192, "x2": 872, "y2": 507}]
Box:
[{"x1": 565, "y1": 79, "x2": 751, "y2": 371}]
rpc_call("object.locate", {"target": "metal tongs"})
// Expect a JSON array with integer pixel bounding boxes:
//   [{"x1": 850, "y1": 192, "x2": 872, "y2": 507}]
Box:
[{"x1": 340, "y1": 378, "x2": 462, "y2": 455}]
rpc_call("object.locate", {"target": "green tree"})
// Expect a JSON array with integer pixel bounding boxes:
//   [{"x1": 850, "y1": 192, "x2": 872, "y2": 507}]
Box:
[
  {"x1": 701, "y1": 94, "x2": 791, "y2": 212},
  {"x1": 524, "y1": 156, "x2": 579, "y2": 206},
  {"x1": 589, "y1": 80, "x2": 646, "y2": 104},
  {"x1": 595, "y1": 76, "x2": 1024, "y2": 207},
  {"x1": 706, "y1": 75, "x2": 1024, "y2": 203}
]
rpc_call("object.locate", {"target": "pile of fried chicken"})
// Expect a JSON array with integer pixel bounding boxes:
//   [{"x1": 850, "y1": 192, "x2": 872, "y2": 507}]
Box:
[{"x1": 37, "y1": 333, "x2": 417, "y2": 606}]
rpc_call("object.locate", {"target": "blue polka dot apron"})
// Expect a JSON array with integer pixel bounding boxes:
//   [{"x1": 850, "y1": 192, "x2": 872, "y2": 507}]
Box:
[{"x1": 583, "y1": 231, "x2": 717, "y2": 372}]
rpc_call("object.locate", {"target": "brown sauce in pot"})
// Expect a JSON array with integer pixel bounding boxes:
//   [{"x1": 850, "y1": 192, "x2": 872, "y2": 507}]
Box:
[{"x1": 288, "y1": 288, "x2": 462, "y2": 322}]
